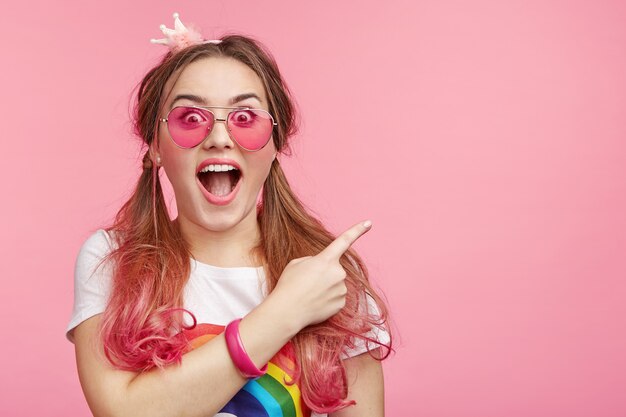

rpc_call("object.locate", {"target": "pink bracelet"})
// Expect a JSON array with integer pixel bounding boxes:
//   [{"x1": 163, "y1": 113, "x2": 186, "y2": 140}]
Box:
[{"x1": 224, "y1": 318, "x2": 268, "y2": 379}]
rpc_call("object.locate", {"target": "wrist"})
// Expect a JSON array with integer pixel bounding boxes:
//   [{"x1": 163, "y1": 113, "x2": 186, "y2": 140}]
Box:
[
  {"x1": 262, "y1": 292, "x2": 303, "y2": 339},
  {"x1": 225, "y1": 318, "x2": 267, "y2": 378}
]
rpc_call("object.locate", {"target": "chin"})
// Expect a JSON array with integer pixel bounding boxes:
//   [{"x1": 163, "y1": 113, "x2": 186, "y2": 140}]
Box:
[
  {"x1": 201, "y1": 201, "x2": 257, "y2": 230},
  {"x1": 196, "y1": 212, "x2": 242, "y2": 232}
]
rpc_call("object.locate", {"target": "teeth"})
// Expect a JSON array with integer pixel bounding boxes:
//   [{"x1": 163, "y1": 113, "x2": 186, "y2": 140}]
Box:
[{"x1": 200, "y1": 164, "x2": 239, "y2": 173}]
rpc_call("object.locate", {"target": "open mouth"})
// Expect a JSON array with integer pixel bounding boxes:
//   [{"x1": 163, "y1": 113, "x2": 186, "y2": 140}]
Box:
[{"x1": 197, "y1": 167, "x2": 242, "y2": 197}]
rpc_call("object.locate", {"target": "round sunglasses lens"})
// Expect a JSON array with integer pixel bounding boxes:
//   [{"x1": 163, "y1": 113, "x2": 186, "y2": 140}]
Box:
[
  {"x1": 228, "y1": 109, "x2": 274, "y2": 151},
  {"x1": 167, "y1": 107, "x2": 213, "y2": 148}
]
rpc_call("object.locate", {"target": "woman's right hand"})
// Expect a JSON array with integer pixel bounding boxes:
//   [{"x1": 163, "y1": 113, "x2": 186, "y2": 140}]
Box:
[{"x1": 270, "y1": 220, "x2": 373, "y2": 330}]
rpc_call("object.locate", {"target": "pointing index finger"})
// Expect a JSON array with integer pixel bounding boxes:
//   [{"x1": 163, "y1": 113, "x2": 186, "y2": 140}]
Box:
[{"x1": 319, "y1": 220, "x2": 372, "y2": 260}]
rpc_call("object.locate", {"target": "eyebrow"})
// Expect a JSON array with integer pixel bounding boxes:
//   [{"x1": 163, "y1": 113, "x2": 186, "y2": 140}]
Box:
[{"x1": 170, "y1": 93, "x2": 262, "y2": 108}]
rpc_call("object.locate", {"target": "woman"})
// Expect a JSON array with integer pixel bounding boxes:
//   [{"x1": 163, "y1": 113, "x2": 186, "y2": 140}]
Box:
[{"x1": 66, "y1": 12, "x2": 392, "y2": 417}]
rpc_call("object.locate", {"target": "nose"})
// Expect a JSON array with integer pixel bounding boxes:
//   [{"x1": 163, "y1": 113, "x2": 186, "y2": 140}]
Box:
[{"x1": 201, "y1": 114, "x2": 235, "y2": 150}]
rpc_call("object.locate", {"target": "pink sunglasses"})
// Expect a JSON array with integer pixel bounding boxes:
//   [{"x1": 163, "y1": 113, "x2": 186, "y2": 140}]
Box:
[{"x1": 160, "y1": 105, "x2": 278, "y2": 151}]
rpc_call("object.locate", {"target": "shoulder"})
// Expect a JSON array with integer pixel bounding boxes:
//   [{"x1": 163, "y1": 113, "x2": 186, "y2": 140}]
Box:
[
  {"x1": 74, "y1": 229, "x2": 119, "y2": 281},
  {"x1": 77, "y1": 229, "x2": 117, "y2": 261},
  {"x1": 340, "y1": 290, "x2": 391, "y2": 360},
  {"x1": 81, "y1": 228, "x2": 116, "y2": 251}
]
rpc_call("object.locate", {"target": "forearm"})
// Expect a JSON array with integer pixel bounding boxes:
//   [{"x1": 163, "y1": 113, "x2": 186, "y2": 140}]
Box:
[{"x1": 119, "y1": 294, "x2": 300, "y2": 417}]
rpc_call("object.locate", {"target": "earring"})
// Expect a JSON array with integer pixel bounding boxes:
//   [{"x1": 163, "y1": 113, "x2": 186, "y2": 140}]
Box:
[{"x1": 156, "y1": 156, "x2": 162, "y2": 165}]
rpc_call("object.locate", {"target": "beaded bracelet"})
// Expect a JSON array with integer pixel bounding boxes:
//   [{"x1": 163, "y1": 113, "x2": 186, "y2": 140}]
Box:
[{"x1": 224, "y1": 318, "x2": 268, "y2": 379}]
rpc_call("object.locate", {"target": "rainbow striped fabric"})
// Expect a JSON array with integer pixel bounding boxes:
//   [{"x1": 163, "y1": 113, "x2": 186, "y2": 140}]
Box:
[{"x1": 182, "y1": 323, "x2": 312, "y2": 417}]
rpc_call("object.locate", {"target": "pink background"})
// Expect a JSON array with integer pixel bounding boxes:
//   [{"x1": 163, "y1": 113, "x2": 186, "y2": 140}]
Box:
[{"x1": 1, "y1": 1, "x2": 625, "y2": 416}]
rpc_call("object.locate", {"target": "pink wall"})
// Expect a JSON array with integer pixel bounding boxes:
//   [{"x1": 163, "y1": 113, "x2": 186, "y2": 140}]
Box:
[{"x1": 1, "y1": 0, "x2": 625, "y2": 416}]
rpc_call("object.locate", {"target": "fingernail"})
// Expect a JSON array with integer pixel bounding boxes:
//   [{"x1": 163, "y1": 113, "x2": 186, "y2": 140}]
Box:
[{"x1": 363, "y1": 220, "x2": 372, "y2": 229}]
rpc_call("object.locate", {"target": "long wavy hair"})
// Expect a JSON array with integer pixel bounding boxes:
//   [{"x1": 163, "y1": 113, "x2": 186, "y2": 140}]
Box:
[{"x1": 96, "y1": 34, "x2": 393, "y2": 413}]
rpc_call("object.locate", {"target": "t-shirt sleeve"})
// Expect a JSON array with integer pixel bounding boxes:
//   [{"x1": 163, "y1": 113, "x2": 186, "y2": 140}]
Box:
[
  {"x1": 65, "y1": 229, "x2": 115, "y2": 344},
  {"x1": 340, "y1": 291, "x2": 391, "y2": 360}
]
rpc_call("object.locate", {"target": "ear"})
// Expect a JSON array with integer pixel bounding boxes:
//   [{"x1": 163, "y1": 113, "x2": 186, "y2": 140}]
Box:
[
  {"x1": 144, "y1": 146, "x2": 161, "y2": 167},
  {"x1": 148, "y1": 143, "x2": 161, "y2": 166}
]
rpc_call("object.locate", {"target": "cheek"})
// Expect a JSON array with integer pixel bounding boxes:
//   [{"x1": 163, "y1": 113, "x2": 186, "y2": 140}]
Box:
[
  {"x1": 160, "y1": 145, "x2": 193, "y2": 187},
  {"x1": 245, "y1": 151, "x2": 275, "y2": 185}
]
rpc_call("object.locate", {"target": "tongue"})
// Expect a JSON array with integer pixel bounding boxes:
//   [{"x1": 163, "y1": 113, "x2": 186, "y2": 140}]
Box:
[{"x1": 206, "y1": 172, "x2": 233, "y2": 197}]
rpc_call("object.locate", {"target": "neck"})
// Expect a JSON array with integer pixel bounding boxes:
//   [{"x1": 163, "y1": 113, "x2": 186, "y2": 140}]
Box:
[{"x1": 175, "y1": 212, "x2": 263, "y2": 268}]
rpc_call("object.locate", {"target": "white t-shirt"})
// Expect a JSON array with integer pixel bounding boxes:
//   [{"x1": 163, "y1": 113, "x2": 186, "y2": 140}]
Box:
[{"x1": 66, "y1": 229, "x2": 390, "y2": 416}]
